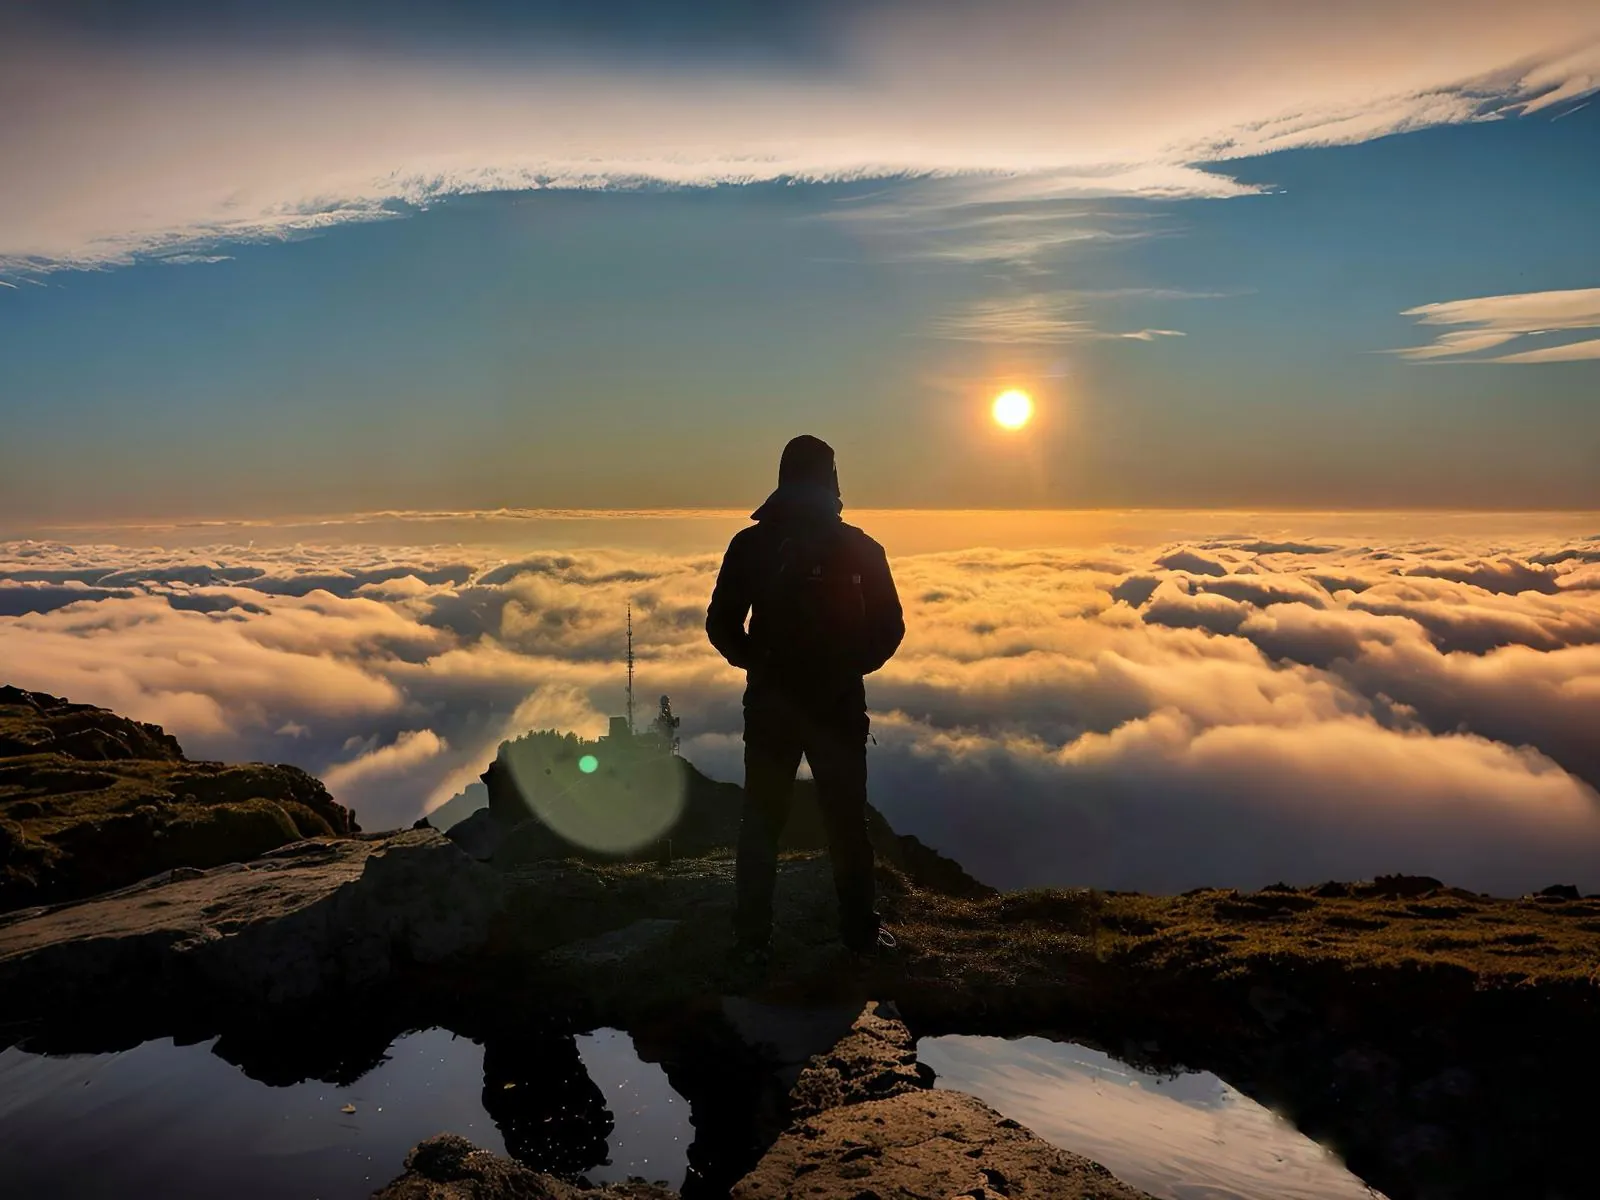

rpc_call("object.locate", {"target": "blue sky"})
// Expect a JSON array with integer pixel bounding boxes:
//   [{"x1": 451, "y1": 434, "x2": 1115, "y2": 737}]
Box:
[{"x1": 3, "y1": 1, "x2": 1598, "y2": 523}]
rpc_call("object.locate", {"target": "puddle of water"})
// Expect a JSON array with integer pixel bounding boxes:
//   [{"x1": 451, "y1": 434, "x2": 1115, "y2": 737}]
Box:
[
  {"x1": 918, "y1": 1035, "x2": 1386, "y2": 1200},
  {"x1": 0, "y1": 1028, "x2": 501, "y2": 1199},
  {"x1": 0, "y1": 1026, "x2": 690, "y2": 1199},
  {"x1": 576, "y1": 1028, "x2": 694, "y2": 1190}
]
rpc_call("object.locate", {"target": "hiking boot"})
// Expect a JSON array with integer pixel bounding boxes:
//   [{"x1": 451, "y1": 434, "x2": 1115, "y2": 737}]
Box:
[{"x1": 843, "y1": 927, "x2": 899, "y2": 962}]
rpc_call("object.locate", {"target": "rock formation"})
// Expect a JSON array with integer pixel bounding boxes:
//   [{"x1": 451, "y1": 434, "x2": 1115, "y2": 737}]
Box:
[
  {"x1": 372, "y1": 1134, "x2": 676, "y2": 1199},
  {"x1": 0, "y1": 686, "x2": 357, "y2": 911},
  {"x1": 460, "y1": 735, "x2": 991, "y2": 899},
  {"x1": 734, "y1": 1089, "x2": 1152, "y2": 1200},
  {"x1": 0, "y1": 828, "x2": 499, "y2": 1008}
]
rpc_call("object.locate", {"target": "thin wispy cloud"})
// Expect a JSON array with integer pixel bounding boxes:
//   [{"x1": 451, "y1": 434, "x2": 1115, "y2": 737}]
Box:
[
  {"x1": 932, "y1": 294, "x2": 1188, "y2": 345},
  {"x1": 1390, "y1": 287, "x2": 1600, "y2": 363},
  {"x1": 2, "y1": 3, "x2": 1597, "y2": 276},
  {"x1": 1493, "y1": 338, "x2": 1600, "y2": 364}
]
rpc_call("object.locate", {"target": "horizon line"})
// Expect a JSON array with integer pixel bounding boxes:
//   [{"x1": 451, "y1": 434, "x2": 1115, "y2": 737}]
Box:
[{"x1": 5, "y1": 503, "x2": 1600, "y2": 539}]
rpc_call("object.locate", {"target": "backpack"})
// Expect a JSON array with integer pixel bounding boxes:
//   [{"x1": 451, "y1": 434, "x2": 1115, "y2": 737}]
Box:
[{"x1": 757, "y1": 523, "x2": 868, "y2": 678}]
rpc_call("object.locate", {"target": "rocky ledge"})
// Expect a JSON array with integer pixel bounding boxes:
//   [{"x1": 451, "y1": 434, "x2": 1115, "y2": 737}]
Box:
[
  {"x1": 4, "y1": 825, "x2": 1600, "y2": 1198},
  {"x1": 0, "y1": 686, "x2": 356, "y2": 911},
  {"x1": 0, "y1": 828, "x2": 500, "y2": 1007},
  {"x1": 5, "y1": 694, "x2": 1600, "y2": 1199}
]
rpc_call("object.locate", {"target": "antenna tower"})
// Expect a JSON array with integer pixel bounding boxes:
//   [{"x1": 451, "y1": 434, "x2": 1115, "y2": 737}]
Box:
[{"x1": 626, "y1": 602, "x2": 635, "y2": 734}]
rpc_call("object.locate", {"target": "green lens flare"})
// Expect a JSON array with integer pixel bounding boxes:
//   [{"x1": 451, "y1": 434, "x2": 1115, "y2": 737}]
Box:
[{"x1": 503, "y1": 736, "x2": 685, "y2": 855}]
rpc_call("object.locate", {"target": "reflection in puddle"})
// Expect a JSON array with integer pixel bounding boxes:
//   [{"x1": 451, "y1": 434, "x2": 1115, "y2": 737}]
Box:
[
  {"x1": 918, "y1": 1035, "x2": 1385, "y2": 1200},
  {"x1": 576, "y1": 1028, "x2": 693, "y2": 1190},
  {"x1": 0, "y1": 1026, "x2": 690, "y2": 1198},
  {"x1": 0, "y1": 1028, "x2": 501, "y2": 1199}
]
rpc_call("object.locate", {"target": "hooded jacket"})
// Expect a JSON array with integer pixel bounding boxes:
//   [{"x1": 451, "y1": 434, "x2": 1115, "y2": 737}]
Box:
[{"x1": 706, "y1": 478, "x2": 904, "y2": 712}]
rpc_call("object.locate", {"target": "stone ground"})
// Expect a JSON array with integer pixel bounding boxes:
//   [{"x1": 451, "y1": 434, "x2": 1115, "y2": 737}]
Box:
[
  {"x1": 4, "y1": 691, "x2": 1600, "y2": 1199},
  {"x1": 3, "y1": 830, "x2": 1598, "y2": 1198}
]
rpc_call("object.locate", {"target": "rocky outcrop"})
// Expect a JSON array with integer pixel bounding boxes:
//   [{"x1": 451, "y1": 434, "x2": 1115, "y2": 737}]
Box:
[
  {"x1": 0, "y1": 684, "x2": 184, "y2": 762},
  {"x1": 732, "y1": 1089, "x2": 1153, "y2": 1200},
  {"x1": 0, "y1": 686, "x2": 358, "y2": 911},
  {"x1": 787, "y1": 1000, "x2": 931, "y2": 1119},
  {"x1": 0, "y1": 828, "x2": 501, "y2": 1008},
  {"x1": 371, "y1": 1134, "x2": 676, "y2": 1199},
  {"x1": 742, "y1": 1002, "x2": 1147, "y2": 1197},
  {"x1": 445, "y1": 807, "x2": 503, "y2": 862},
  {"x1": 479, "y1": 748, "x2": 990, "y2": 899}
]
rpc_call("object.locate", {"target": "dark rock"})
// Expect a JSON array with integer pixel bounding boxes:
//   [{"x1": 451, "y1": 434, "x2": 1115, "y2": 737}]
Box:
[
  {"x1": 1535, "y1": 884, "x2": 1581, "y2": 902},
  {"x1": 0, "y1": 829, "x2": 503, "y2": 1009},
  {"x1": 482, "y1": 758, "x2": 528, "y2": 830},
  {"x1": 446, "y1": 807, "x2": 505, "y2": 862},
  {"x1": 485, "y1": 743, "x2": 990, "y2": 899},
  {"x1": 1356, "y1": 874, "x2": 1445, "y2": 900},
  {"x1": 371, "y1": 1133, "x2": 676, "y2": 1199},
  {"x1": 717, "y1": 997, "x2": 869, "y2": 1097},
  {"x1": 730, "y1": 1089, "x2": 1154, "y2": 1199},
  {"x1": 501, "y1": 855, "x2": 882, "y2": 1017},
  {"x1": 545, "y1": 918, "x2": 681, "y2": 970}
]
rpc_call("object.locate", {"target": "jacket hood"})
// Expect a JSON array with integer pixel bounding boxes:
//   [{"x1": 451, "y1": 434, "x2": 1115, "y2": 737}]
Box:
[{"x1": 751, "y1": 480, "x2": 844, "y2": 523}]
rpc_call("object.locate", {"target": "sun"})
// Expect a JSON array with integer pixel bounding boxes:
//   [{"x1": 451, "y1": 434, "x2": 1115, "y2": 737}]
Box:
[{"x1": 991, "y1": 389, "x2": 1034, "y2": 430}]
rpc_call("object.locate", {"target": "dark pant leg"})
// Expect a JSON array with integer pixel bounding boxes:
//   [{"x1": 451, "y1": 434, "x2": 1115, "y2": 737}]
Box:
[
  {"x1": 804, "y1": 712, "x2": 877, "y2": 951},
  {"x1": 735, "y1": 705, "x2": 804, "y2": 949}
]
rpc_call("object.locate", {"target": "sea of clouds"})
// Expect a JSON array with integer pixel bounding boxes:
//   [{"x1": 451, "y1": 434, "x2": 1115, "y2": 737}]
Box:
[{"x1": 3, "y1": 516, "x2": 1598, "y2": 895}]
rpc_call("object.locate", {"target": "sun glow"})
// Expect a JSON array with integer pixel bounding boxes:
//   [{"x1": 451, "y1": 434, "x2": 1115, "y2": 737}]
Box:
[{"x1": 992, "y1": 389, "x2": 1034, "y2": 430}]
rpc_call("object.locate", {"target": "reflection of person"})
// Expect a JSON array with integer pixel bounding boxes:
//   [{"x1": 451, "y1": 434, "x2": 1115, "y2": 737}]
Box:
[
  {"x1": 481, "y1": 1030, "x2": 613, "y2": 1177},
  {"x1": 706, "y1": 435, "x2": 905, "y2": 962}
]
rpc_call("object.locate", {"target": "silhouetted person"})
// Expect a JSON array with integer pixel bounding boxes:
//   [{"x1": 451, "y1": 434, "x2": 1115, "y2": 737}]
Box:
[{"x1": 706, "y1": 434, "x2": 904, "y2": 960}]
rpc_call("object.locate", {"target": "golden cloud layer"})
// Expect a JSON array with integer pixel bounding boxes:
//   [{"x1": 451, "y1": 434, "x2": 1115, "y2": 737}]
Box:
[{"x1": 3, "y1": 521, "x2": 1600, "y2": 893}]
